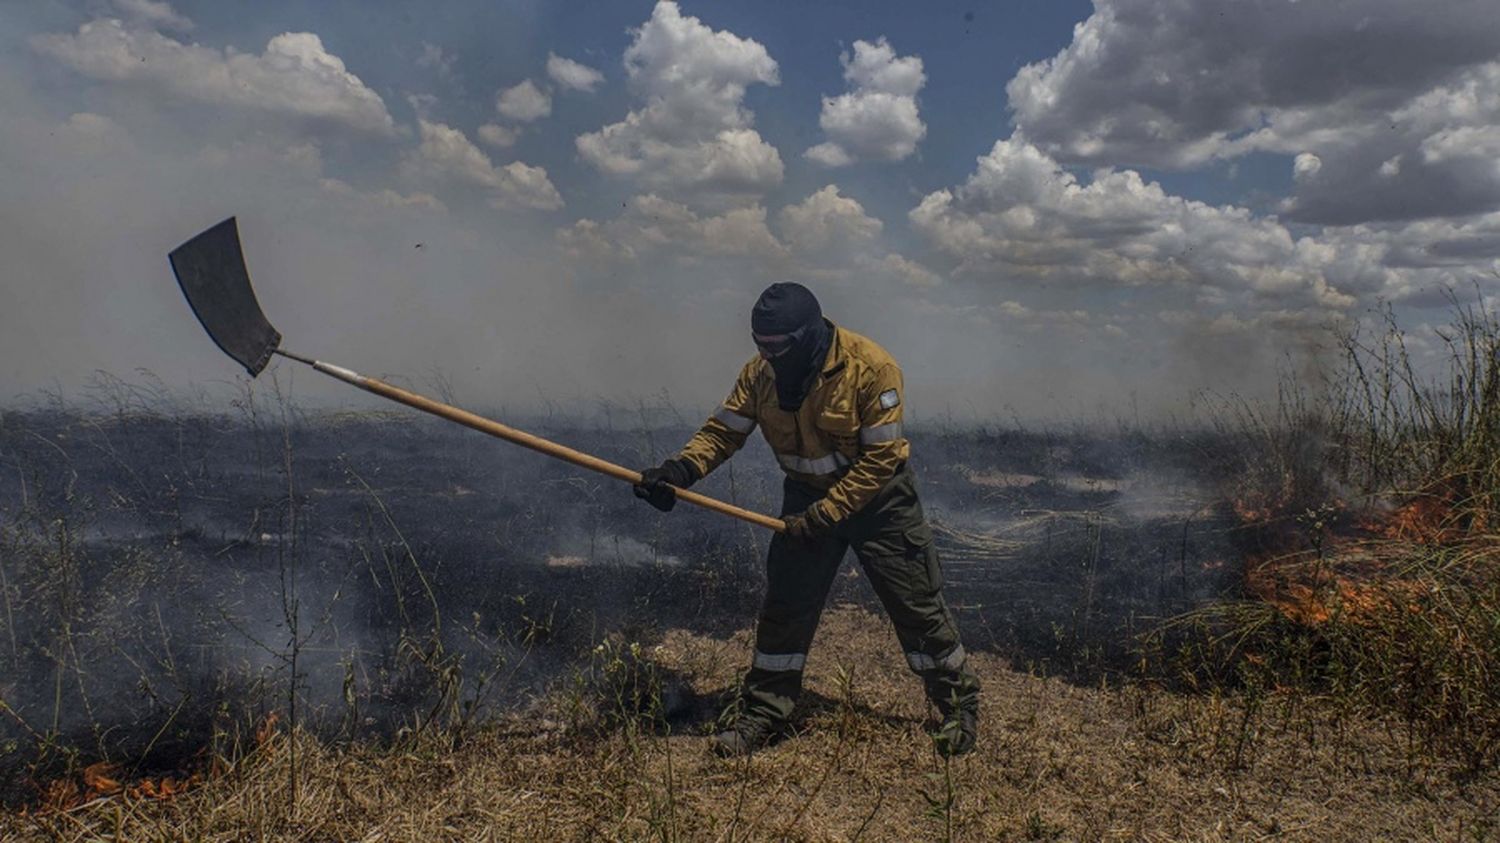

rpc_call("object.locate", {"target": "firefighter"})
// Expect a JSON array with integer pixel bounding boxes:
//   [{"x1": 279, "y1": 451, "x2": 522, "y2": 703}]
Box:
[{"x1": 633, "y1": 282, "x2": 979, "y2": 757}]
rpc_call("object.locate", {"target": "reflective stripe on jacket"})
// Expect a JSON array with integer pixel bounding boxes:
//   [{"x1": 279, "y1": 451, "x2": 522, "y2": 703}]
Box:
[{"x1": 676, "y1": 324, "x2": 910, "y2": 523}]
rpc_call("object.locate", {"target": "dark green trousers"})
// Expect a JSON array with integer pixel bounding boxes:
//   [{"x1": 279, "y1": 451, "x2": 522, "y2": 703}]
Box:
[{"x1": 739, "y1": 464, "x2": 980, "y2": 727}]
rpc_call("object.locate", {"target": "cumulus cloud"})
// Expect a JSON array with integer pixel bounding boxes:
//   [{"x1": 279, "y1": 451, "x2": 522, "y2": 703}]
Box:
[
  {"x1": 415, "y1": 42, "x2": 457, "y2": 80},
  {"x1": 777, "y1": 185, "x2": 883, "y2": 253},
  {"x1": 112, "y1": 0, "x2": 193, "y2": 31},
  {"x1": 317, "y1": 177, "x2": 447, "y2": 215},
  {"x1": 994, "y1": 300, "x2": 1114, "y2": 335},
  {"x1": 1008, "y1": 0, "x2": 1500, "y2": 167},
  {"x1": 547, "y1": 52, "x2": 604, "y2": 93},
  {"x1": 32, "y1": 18, "x2": 398, "y2": 136},
  {"x1": 860, "y1": 252, "x2": 942, "y2": 288},
  {"x1": 1005, "y1": 0, "x2": 1500, "y2": 224},
  {"x1": 912, "y1": 134, "x2": 1500, "y2": 320},
  {"x1": 806, "y1": 37, "x2": 926, "y2": 167},
  {"x1": 575, "y1": 1, "x2": 783, "y2": 198},
  {"x1": 476, "y1": 123, "x2": 519, "y2": 149},
  {"x1": 558, "y1": 183, "x2": 945, "y2": 305},
  {"x1": 770, "y1": 186, "x2": 945, "y2": 289},
  {"x1": 909, "y1": 138, "x2": 1359, "y2": 310},
  {"x1": 58, "y1": 112, "x2": 126, "y2": 144},
  {"x1": 496, "y1": 79, "x2": 551, "y2": 122},
  {"x1": 558, "y1": 194, "x2": 784, "y2": 263},
  {"x1": 402, "y1": 119, "x2": 562, "y2": 211},
  {"x1": 1278, "y1": 60, "x2": 1500, "y2": 224},
  {"x1": 1313, "y1": 213, "x2": 1500, "y2": 305},
  {"x1": 1292, "y1": 153, "x2": 1322, "y2": 181}
]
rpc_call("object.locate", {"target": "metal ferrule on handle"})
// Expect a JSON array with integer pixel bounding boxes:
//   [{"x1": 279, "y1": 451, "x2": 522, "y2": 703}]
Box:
[{"x1": 273, "y1": 350, "x2": 784, "y2": 533}]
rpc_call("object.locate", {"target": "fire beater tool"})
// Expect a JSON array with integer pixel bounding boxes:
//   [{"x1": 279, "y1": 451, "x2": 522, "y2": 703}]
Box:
[{"x1": 168, "y1": 217, "x2": 784, "y2": 533}]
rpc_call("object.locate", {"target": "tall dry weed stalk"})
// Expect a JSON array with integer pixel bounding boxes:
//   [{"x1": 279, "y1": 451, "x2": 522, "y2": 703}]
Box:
[{"x1": 1332, "y1": 293, "x2": 1500, "y2": 528}]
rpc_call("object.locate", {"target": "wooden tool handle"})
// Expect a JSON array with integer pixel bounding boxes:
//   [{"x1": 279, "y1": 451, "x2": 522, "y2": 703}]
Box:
[{"x1": 306, "y1": 359, "x2": 784, "y2": 533}]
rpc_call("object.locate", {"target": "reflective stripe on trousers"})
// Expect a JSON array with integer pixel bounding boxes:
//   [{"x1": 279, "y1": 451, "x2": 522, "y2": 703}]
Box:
[
  {"x1": 753, "y1": 650, "x2": 806, "y2": 672},
  {"x1": 906, "y1": 644, "x2": 966, "y2": 673}
]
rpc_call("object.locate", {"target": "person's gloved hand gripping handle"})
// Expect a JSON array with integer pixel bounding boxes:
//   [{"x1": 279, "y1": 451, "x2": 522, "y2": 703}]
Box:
[
  {"x1": 633, "y1": 457, "x2": 700, "y2": 512},
  {"x1": 782, "y1": 507, "x2": 834, "y2": 539}
]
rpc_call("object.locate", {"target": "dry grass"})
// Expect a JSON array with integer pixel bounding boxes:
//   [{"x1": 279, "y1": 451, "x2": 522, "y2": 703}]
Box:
[{"x1": 5, "y1": 605, "x2": 1496, "y2": 842}]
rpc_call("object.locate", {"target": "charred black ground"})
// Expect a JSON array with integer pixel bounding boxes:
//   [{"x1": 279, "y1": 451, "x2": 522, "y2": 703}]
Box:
[{"x1": 0, "y1": 389, "x2": 1241, "y2": 802}]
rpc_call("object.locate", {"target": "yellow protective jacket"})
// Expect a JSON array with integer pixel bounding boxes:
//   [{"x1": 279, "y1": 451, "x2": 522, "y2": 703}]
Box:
[{"x1": 676, "y1": 324, "x2": 909, "y2": 524}]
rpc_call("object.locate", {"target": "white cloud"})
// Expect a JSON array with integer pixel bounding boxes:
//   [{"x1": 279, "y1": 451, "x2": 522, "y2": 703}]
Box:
[
  {"x1": 112, "y1": 0, "x2": 192, "y2": 31},
  {"x1": 753, "y1": 185, "x2": 941, "y2": 288},
  {"x1": 777, "y1": 185, "x2": 882, "y2": 253},
  {"x1": 476, "y1": 123, "x2": 519, "y2": 149},
  {"x1": 559, "y1": 184, "x2": 942, "y2": 294},
  {"x1": 494, "y1": 162, "x2": 563, "y2": 212},
  {"x1": 909, "y1": 138, "x2": 1359, "y2": 310},
  {"x1": 861, "y1": 253, "x2": 942, "y2": 288},
  {"x1": 496, "y1": 79, "x2": 551, "y2": 122},
  {"x1": 415, "y1": 42, "x2": 456, "y2": 79},
  {"x1": 803, "y1": 143, "x2": 855, "y2": 169},
  {"x1": 403, "y1": 119, "x2": 562, "y2": 211},
  {"x1": 559, "y1": 194, "x2": 784, "y2": 263},
  {"x1": 547, "y1": 52, "x2": 604, "y2": 93},
  {"x1": 1004, "y1": 0, "x2": 1500, "y2": 223},
  {"x1": 59, "y1": 112, "x2": 125, "y2": 143},
  {"x1": 1293, "y1": 153, "x2": 1322, "y2": 181},
  {"x1": 575, "y1": 1, "x2": 783, "y2": 198},
  {"x1": 404, "y1": 120, "x2": 495, "y2": 187},
  {"x1": 806, "y1": 37, "x2": 926, "y2": 167},
  {"x1": 1007, "y1": 0, "x2": 1500, "y2": 168},
  {"x1": 1315, "y1": 212, "x2": 1500, "y2": 304},
  {"x1": 32, "y1": 19, "x2": 397, "y2": 136},
  {"x1": 318, "y1": 177, "x2": 447, "y2": 214},
  {"x1": 913, "y1": 135, "x2": 1500, "y2": 317},
  {"x1": 994, "y1": 300, "x2": 1102, "y2": 334},
  {"x1": 1279, "y1": 60, "x2": 1500, "y2": 223}
]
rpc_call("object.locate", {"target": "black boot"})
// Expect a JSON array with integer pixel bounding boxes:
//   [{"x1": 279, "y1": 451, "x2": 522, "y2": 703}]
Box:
[
  {"x1": 932, "y1": 708, "x2": 977, "y2": 758},
  {"x1": 710, "y1": 717, "x2": 774, "y2": 758}
]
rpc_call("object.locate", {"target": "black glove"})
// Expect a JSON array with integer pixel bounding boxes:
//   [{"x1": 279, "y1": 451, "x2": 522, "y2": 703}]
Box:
[
  {"x1": 633, "y1": 458, "x2": 699, "y2": 512},
  {"x1": 783, "y1": 505, "x2": 835, "y2": 540}
]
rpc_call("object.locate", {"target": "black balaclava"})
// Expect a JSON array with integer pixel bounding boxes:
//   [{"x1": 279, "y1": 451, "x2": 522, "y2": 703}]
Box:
[{"x1": 751, "y1": 282, "x2": 833, "y2": 411}]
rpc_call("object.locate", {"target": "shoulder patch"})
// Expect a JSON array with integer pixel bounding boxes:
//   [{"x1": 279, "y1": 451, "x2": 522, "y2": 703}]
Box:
[{"x1": 878, "y1": 389, "x2": 901, "y2": 410}]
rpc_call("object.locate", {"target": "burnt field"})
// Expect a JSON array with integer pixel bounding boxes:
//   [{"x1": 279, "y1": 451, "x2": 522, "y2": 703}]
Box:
[
  {"x1": 0, "y1": 392, "x2": 1243, "y2": 799},
  {"x1": 3, "y1": 329, "x2": 1499, "y2": 840}
]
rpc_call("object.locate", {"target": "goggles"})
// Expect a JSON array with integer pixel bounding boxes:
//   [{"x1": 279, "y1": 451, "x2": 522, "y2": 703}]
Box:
[{"x1": 753, "y1": 325, "x2": 805, "y2": 358}]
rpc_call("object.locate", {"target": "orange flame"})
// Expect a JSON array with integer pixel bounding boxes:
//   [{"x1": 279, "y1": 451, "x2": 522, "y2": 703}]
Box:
[
  {"x1": 1358, "y1": 496, "x2": 1459, "y2": 545},
  {"x1": 1234, "y1": 482, "x2": 1460, "y2": 628},
  {"x1": 18, "y1": 711, "x2": 281, "y2": 815},
  {"x1": 82, "y1": 761, "x2": 121, "y2": 796},
  {"x1": 26, "y1": 763, "x2": 208, "y2": 814},
  {"x1": 256, "y1": 710, "x2": 281, "y2": 746}
]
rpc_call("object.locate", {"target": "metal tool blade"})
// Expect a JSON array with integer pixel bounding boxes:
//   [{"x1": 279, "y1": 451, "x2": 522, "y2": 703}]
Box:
[{"x1": 168, "y1": 217, "x2": 282, "y2": 377}]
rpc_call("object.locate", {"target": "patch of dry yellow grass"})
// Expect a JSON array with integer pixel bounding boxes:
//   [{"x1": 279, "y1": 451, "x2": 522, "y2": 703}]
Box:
[{"x1": 5, "y1": 606, "x2": 1497, "y2": 841}]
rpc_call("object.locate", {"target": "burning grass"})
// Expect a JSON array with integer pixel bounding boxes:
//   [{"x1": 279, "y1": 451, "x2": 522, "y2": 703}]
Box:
[
  {"x1": 1152, "y1": 296, "x2": 1500, "y2": 775},
  {"x1": 32, "y1": 757, "x2": 208, "y2": 815}
]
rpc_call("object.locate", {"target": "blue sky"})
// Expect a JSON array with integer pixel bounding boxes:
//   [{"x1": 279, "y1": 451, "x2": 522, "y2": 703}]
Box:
[{"x1": 3, "y1": 1, "x2": 1499, "y2": 419}]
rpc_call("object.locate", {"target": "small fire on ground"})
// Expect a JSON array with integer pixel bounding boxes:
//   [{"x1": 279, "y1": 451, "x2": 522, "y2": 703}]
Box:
[
  {"x1": 21, "y1": 712, "x2": 281, "y2": 815},
  {"x1": 1234, "y1": 491, "x2": 1468, "y2": 627},
  {"x1": 27, "y1": 762, "x2": 208, "y2": 815}
]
